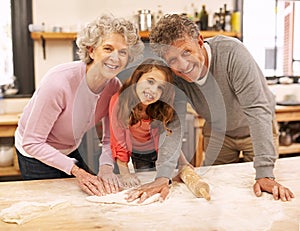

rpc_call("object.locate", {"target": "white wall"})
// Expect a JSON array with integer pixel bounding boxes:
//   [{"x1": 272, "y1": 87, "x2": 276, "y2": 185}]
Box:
[{"x1": 32, "y1": 0, "x2": 234, "y2": 86}]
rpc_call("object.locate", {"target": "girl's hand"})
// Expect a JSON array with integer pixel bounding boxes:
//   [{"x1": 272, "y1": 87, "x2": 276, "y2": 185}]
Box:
[
  {"x1": 119, "y1": 173, "x2": 141, "y2": 189},
  {"x1": 97, "y1": 164, "x2": 122, "y2": 194}
]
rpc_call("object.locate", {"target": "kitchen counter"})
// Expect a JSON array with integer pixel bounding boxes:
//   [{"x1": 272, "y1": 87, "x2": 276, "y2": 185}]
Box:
[
  {"x1": 275, "y1": 105, "x2": 300, "y2": 122},
  {"x1": 0, "y1": 113, "x2": 19, "y2": 137},
  {"x1": 0, "y1": 113, "x2": 20, "y2": 177},
  {"x1": 0, "y1": 157, "x2": 299, "y2": 230},
  {"x1": 191, "y1": 105, "x2": 300, "y2": 166}
]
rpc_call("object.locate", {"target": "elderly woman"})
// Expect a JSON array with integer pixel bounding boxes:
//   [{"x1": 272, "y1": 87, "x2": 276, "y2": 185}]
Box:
[{"x1": 14, "y1": 15, "x2": 144, "y2": 196}]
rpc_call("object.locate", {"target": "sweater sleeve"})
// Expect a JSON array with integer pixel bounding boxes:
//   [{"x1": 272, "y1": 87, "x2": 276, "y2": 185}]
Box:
[
  {"x1": 228, "y1": 40, "x2": 276, "y2": 179},
  {"x1": 21, "y1": 79, "x2": 76, "y2": 175},
  {"x1": 155, "y1": 87, "x2": 187, "y2": 179},
  {"x1": 109, "y1": 94, "x2": 131, "y2": 163}
]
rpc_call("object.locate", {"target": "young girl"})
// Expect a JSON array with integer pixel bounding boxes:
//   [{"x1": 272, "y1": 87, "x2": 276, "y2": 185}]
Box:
[{"x1": 109, "y1": 58, "x2": 189, "y2": 188}]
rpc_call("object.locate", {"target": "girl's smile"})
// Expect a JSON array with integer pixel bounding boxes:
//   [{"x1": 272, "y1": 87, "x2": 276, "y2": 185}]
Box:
[{"x1": 136, "y1": 67, "x2": 166, "y2": 105}]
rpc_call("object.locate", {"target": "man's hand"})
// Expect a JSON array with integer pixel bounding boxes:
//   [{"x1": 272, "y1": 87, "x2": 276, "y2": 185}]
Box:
[
  {"x1": 253, "y1": 178, "x2": 294, "y2": 201},
  {"x1": 172, "y1": 163, "x2": 194, "y2": 183},
  {"x1": 119, "y1": 173, "x2": 141, "y2": 189},
  {"x1": 97, "y1": 164, "x2": 121, "y2": 194},
  {"x1": 126, "y1": 177, "x2": 170, "y2": 203},
  {"x1": 71, "y1": 165, "x2": 106, "y2": 196}
]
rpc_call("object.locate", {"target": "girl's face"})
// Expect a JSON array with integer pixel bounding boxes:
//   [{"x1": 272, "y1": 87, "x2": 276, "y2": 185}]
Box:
[
  {"x1": 88, "y1": 33, "x2": 129, "y2": 79},
  {"x1": 136, "y1": 68, "x2": 167, "y2": 105}
]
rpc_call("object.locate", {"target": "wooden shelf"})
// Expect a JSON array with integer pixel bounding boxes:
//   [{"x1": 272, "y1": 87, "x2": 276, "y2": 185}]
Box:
[
  {"x1": 31, "y1": 31, "x2": 152, "y2": 40},
  {"x1": 139, "y1": 30, "x2": 240, "y2": 40},
  {"x1": 31, "y1": 30, "x2": 241, "y2": 41},
  {"x1": 279, "y1": 143, "x2": 300, "y2": 155},
  {"x1": 202, "y1": 31, "x2": 241, "y2": 38},
  {"x1": 31, "y1": 32, "x2": 77, "y2": 40},
  {"x1": 0, "y1": 166, "x2": 20, "y2": 177}
]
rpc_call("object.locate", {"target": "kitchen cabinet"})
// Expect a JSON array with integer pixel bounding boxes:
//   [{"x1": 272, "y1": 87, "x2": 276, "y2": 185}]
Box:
[
  {"x1": 0, "y1": 114, "x2": 20, "y2": 178},
  {"x1": 275, "y1": 105, "x2": 300, "y2": 155}
]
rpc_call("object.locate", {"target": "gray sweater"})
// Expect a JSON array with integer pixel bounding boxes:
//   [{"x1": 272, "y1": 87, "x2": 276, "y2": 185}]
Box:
[{"x1": 172, "y1": 35, "x2": 277, "y2": 179}]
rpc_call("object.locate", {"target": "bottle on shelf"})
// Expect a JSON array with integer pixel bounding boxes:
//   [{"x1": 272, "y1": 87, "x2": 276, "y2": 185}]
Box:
[
  {"x1": 213, "y1": 12, "x2": 222, "y2": 31},
  {"x1": 199, "y1": 4, "x2": 209, "y2": 31},
  {"x1": 219, "y1": 7, "x2": 225, "y2": 31},
  {"x1": 223, "y1": 4, "x2": 231, "y2": 32},
  {"x1": 191, "y1": 3, "x2": 199, "y2": 22}
]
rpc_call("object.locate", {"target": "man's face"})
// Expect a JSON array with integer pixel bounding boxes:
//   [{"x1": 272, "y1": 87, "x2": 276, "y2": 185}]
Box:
[{"x1": 163, "y1": 36, "x2": 206, "y2": 82}]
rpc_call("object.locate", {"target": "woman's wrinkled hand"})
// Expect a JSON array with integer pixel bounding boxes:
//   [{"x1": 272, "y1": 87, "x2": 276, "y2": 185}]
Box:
[{"x1": 71, "y1": 165, "x2": 107, "y2": 196}]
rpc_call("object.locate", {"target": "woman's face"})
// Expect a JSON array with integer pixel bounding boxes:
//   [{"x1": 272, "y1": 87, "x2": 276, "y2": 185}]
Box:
[
  {"x1": 136, "y1": 68, "x2": 167, "y2": 106},
  {"x1": 89, "y1": 33, "x2": 129, "y2": 79}
]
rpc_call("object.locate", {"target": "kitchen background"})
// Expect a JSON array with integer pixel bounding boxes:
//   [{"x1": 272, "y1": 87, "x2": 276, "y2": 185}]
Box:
[{"x1": 31, "y1": 0, "x2": 236, "y2": 86}]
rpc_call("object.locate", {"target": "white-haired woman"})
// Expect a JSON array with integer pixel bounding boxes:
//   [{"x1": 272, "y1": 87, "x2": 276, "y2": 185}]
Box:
[{"x1": 15, "y1": 15, "x2": 144, "y2": 196}]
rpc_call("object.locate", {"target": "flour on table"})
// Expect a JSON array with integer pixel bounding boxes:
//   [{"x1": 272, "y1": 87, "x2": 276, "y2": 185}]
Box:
[
  {"x1": 86, "y1": 182, "x2": 197, "y2": 206},
  {"x1": 0, "y1": 200, "x2": 68, "y2": 225},
  {"x1": 86, "y1": 189, "x2": 161, "y2": 206}
]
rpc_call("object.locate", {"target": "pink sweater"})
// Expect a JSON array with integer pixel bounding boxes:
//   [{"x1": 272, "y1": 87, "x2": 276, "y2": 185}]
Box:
[{"x1": 15, "y1": 61, "x2": 121, "y2": 174}]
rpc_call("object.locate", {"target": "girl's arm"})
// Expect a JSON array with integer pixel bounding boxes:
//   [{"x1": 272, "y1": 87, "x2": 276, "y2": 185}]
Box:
[{"x1": 117, "y1": 159, "x2": 141, "y2": 189}]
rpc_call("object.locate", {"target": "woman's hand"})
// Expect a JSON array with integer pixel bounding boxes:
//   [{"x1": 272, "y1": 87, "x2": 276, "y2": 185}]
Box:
[
  {"x1": 119, "y1": 173, "x2": 141, "y2": 189},
  {"x1": 253, "y1": 177, "x2": 294, "y2": 201},
  {"x1": 71, "y1": 165, "x2": 106, "y2": 196},
  {"x1": 126, "y1": 177, "x2": 170, "y2": 203},
  {"x1": 97, "y1": 164, "x2": 121, "y2": 194}
]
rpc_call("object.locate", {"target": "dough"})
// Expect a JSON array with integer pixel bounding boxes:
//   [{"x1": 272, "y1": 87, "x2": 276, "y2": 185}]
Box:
[
  {"x1": 86, "y1": 189, "x2": 161, "y2": 206},
  {"x1": 86, "y1": 182, "x2": 208, "y2": 206},
  {"x1": 0, "y1": 200, "x2": 68, "y2": 225}
]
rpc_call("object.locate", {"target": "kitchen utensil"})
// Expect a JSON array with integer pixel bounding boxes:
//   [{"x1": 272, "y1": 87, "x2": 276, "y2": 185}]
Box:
[
  {"x1": 179, "y1": 165, "x2": 211, "y2": 200},
  {"x1": 0, "y1": 146, "x2": 14, "y2": 167},
  {"x1": 138, "y1": 9, "x2": 152, "y2": 31}
]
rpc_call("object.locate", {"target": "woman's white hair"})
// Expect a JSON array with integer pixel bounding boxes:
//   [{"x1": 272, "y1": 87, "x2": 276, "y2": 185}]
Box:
[{"x1": 76, "y1": 14, "x2": 144, "y2": 64}]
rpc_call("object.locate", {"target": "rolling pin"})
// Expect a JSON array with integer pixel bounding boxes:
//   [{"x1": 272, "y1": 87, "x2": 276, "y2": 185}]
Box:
[{"x1": 179, "y1": 165, "x2": 211, "y2": 201}]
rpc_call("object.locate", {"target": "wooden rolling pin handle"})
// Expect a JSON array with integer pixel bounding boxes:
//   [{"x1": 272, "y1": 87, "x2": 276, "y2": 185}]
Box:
[{"x1": 179, "y1": 165, "x2": 211, "y2": 201}]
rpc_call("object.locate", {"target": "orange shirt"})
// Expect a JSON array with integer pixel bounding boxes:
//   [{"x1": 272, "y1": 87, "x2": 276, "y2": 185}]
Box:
[
  {"x1": 109, "y1": 93, "x2": 160, "y2": 162},
  {"x1": 129, "y1": 119, "x2": 156, "y2": 153}
]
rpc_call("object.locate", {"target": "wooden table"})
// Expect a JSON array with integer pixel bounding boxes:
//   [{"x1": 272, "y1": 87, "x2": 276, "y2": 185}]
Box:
[{"x1": 0, "y1": 157, "x2": 299, "y2": 230}]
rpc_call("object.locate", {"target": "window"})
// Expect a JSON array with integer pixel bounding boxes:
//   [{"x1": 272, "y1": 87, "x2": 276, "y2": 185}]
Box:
[
  {"x1": 243, "y1": 0, "x2": 300, "y2": 77},
  {"x1": 0, "y1": 0, "x2": 13, "y2": 87},
  {"x1": 1, "y1": 0, "x2": 34, "y2": 97}
]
